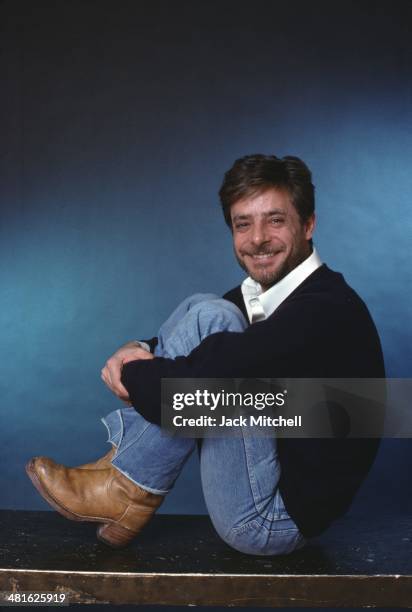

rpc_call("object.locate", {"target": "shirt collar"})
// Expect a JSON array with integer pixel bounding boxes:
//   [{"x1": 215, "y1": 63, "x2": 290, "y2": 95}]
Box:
[{"x1": 241, "y1": 248, "x2": 323, "y2": 323}]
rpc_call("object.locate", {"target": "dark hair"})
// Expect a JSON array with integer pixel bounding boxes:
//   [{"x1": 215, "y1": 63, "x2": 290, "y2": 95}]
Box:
[{"x1": 219, "y1": 154, "x2": 315, "y2": 227}]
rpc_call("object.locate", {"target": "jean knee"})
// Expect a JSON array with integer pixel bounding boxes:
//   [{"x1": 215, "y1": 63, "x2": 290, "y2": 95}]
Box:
[
  {"x1": 209, "y1": 512, "x2": 305, "y2": 557},
  {"x1": 190, "y1": 298, "x2": 247, "y2": 335}
]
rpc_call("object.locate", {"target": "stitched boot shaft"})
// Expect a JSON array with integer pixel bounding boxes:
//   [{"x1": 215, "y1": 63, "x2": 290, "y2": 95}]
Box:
[
  {"x1": 26, "y1": 457, "x2": 163, "y2": 536},
  {"x1": 76, "y1": 447, "x2": 116, "y2": 470}
]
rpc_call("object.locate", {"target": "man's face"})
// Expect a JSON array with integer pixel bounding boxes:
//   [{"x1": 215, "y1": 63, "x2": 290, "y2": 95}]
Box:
[{"x1": 230, "y1": 188, "x2": 315, "y2": 291}]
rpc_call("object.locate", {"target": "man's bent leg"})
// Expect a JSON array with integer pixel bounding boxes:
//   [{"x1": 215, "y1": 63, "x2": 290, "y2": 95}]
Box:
[{"x1": 106, "y1": 296, "x2": 306, "y2": 556}]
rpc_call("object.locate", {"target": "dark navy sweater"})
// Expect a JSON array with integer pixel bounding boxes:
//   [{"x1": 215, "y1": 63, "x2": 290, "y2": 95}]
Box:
[{"x1": 122, "y1": 265, "x2": 385, "y2": 537}]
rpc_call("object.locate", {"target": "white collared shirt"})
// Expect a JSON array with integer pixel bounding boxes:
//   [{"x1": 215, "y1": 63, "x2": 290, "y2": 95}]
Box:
[{"x1": 241, "y1": 249, "x2": 323, "y2": 323}]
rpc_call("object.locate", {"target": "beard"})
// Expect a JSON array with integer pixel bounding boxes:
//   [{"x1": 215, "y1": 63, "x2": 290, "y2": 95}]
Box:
[{"x1": 235, "y1": 247, "x2": 305, "y2": 289}]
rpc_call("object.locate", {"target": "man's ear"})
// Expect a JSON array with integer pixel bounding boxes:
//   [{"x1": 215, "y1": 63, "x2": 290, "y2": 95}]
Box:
[{"x1": 304, "y1": 213, "x2": 316, "y2": 240}]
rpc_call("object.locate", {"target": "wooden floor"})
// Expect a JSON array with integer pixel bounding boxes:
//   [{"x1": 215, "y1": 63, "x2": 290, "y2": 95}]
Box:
[{"x1": 0, "y1": 510, "x2": 411, "y2": 606}]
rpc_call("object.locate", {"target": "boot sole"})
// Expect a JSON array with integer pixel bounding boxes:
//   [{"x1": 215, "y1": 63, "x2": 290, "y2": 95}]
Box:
[{"x1": 26, "y1": 458, "x2": 137, "y2": 548}]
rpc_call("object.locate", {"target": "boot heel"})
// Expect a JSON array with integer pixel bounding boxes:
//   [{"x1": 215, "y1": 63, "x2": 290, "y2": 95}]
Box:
[{"x1": 97, "y1": 522, "x2": 136, "y2": 548}]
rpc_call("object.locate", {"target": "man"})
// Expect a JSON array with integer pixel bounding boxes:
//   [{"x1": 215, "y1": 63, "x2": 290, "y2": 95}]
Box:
[{"x1": 26, "y1": 155, "x2": 385, "y2": 553}]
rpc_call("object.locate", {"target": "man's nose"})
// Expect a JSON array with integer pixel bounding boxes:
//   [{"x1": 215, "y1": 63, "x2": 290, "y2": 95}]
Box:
[{"x1": 251, "y1": 223, "x2": 270, "y2": 246}]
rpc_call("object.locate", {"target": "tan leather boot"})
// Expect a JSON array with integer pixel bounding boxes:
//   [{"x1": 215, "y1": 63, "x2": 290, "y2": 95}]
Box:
[
  {"x1": 76, "y1": 446, "x2": 116, "y2": 470},
  {"x1": 25, "y1": 456, "x2": 164, "y2": 548}
]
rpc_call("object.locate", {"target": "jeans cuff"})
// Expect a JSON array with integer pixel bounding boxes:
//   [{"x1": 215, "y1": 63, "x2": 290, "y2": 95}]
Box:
[
  {"x1": 111, "y1": 463, "x2": 169, "y2": 496},
  {"x1": 101, "y1": 409, "x2": 123, "y2": 448}
]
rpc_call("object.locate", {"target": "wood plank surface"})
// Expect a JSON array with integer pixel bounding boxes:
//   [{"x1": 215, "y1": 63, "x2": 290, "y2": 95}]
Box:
[{"x1": 0, "y1": 511, "x2": 411, "y2": 606}]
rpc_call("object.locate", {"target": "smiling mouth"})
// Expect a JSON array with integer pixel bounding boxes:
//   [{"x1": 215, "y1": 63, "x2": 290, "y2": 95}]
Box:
[{"x1": 247, "y1": 252, "x2": 278, "y2": 260}]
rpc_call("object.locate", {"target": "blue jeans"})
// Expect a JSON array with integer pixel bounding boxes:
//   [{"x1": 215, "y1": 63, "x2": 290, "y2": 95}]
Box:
[{"x1": 102, "y1": 294, "x2": 305, "y2": 555}]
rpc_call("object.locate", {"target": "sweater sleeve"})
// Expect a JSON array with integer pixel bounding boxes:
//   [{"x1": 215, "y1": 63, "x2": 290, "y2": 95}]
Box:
[{"x1": 121, "y1": 295, "x2": 331, "y2": 425}]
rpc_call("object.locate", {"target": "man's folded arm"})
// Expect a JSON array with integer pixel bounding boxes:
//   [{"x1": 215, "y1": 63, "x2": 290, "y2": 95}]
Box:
[
  {"x1": 121, "y1": 330, "x2": 247, "y2": 425},
  {"x1": 121, "y1": 297, "x2": 327, "y2": 425}
]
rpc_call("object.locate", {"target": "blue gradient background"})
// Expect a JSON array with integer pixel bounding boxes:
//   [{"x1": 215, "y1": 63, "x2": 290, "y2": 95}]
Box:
[{"x1": 1, "y1": 0, "x2": 411, "y2": 516}]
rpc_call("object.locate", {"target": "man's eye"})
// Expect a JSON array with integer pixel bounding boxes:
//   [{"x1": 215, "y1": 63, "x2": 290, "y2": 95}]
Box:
[
  {"x1": 235, "y1": 223, "x2": 250, "y2": 230},
  {"x1": 270, "y1": 218, "x2": 284, "y2": 225}
]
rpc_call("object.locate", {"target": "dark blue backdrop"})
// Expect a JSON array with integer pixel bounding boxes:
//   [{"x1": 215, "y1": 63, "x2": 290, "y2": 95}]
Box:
[{"x1": 1, "y1": 0, "x2": 411, "y2": 515}]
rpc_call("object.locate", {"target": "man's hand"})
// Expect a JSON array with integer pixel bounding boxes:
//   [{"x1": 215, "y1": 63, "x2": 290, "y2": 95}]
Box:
[{"x1": 101, "y1": 341, "x2": 154, "y2": 403}]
